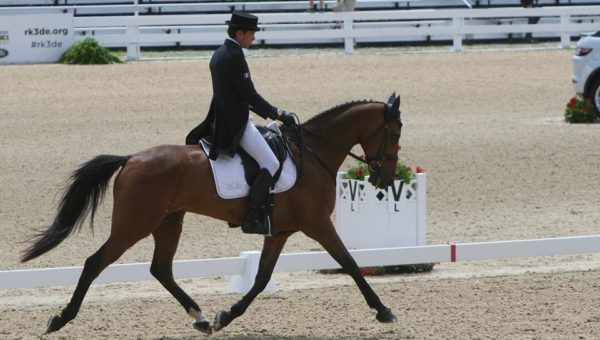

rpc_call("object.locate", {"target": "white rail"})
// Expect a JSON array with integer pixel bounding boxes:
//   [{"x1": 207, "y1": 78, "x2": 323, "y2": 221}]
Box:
[
  {"x1": 81, "y1": 6, "x2": 600, "y2": 58},
  {"x1": 2, "y1": 5, "x2": 599, "y2": 59},
  {"x1": 2, "y1": 235, "x2": 600, "y2": 293}
]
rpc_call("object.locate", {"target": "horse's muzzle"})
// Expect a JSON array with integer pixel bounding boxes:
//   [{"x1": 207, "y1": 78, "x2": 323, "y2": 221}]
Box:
[{"x1": 368, "y1": 172, "x2": 393, "y2": 189}]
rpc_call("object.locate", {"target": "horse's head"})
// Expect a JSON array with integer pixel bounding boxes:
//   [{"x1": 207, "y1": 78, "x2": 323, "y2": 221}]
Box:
[{"x1": 360, "y1": 93, "x2": 402, "y2": 189}]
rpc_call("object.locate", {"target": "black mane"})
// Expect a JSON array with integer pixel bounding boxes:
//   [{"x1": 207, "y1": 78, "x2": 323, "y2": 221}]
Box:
[{"x1": 302, "y1": 99, "x2": 381, "y2": 127}]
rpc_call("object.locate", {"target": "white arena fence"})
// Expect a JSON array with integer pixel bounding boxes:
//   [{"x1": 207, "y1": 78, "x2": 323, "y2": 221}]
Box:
[
  {"x1": 2, "y1": 235, "x2": 600, "y2": 293},
  {"x1": 0, "y1": 0, "x2": 474, "y2": 15},
  {"x1": 1, "y1": 5, "x2": 600, "y2": 60}
]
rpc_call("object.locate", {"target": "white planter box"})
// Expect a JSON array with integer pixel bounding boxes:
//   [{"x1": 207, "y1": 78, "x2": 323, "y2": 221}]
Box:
[{"x1": 335, "y1": 172, "x2": 427, "y2": 250}]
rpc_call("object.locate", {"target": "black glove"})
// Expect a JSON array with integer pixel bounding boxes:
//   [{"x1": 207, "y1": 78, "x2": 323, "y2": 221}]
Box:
[{"x1": 278, "y1": 110, "x2": 296, "y2": 127}]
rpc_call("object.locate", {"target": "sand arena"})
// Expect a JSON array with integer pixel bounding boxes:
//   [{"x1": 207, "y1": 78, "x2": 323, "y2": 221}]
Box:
[{"x1": 2, "y1": 48, "x2": 600, "y2": 339}]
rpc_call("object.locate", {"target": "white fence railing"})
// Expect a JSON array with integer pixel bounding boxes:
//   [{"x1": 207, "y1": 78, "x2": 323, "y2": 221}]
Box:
[
  {"x1": 2, "y1": 235, "x2": 600, "y2": 293},
  {"x1": 2, "y1": 5, "x2": 600, "y2": 60},
  {"x1": 75, "y1": 6, "x2": 600, "y2": 58},
  {"x1": 0, "y1": 0, "x2": 469, "y2": 15}
]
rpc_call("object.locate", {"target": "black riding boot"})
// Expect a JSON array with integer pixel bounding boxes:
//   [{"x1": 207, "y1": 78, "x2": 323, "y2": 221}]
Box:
[{"x1": 242, "y1": 169, "x2": 275, "y2": 235}]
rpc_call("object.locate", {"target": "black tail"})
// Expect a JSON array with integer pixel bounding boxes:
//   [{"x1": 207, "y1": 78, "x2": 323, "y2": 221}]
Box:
[{"x1": 21, "y1": 155, "x2": 129, "y2": 263}]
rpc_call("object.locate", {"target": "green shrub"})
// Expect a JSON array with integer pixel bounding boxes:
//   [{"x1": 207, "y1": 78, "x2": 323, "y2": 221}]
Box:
[
  {"x1": 564, "y1": 96, "x2": 598, "y2": 123},
  {"x1": 59, "y1": 38, "x2": 122, "y2": 65}
]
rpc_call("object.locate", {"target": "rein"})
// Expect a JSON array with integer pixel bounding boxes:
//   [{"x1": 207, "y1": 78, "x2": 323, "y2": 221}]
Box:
[{"x1": 286, "y1": 104, "x2": 401, "y2": 185}]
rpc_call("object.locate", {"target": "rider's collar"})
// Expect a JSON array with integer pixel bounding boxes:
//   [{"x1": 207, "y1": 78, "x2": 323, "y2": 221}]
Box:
[{"x1": 226, "y1": 37, "x2": 241, "y2": 47}]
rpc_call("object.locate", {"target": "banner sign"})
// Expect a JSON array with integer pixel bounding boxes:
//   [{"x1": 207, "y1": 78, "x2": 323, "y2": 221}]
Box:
[{"x1": 0, "y1": 13, "x2": 74, "y2": 64}]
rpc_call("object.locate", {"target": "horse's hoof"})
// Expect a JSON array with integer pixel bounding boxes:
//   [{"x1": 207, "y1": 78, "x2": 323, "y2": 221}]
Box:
[
  {"x1": 46, "y1": 315, "x2": 65, "y2": 333},
  {"x1": 212, "y1": 310, "x2": 231, "y2": 332},
  {"x1": 376, "y1": 308, "x2": 397, "y2": 323},
  {"x1": 193, "y1": 320, "x2": 212, "y2": 335}
]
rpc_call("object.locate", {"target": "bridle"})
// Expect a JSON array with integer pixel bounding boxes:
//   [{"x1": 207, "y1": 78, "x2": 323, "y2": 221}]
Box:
[
  {"x1": 361, "y1": 106, "x2": 402, "y2": 176},
  {"x1": 288, "y1": 102, "x2": 402, "y2": 184}
]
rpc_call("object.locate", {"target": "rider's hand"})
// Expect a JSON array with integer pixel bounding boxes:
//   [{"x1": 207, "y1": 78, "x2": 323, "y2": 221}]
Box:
[{"x1": 278, "y1": 110, "x2": 296, "y2": 127}]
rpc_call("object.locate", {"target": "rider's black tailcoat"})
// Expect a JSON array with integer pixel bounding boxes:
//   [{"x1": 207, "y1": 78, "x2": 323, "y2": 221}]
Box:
[{"x1": 185, "y1": 39, "x2": 278, "y2": 159}]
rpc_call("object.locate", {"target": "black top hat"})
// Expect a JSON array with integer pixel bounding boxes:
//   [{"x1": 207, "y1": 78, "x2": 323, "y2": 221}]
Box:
[{"x1": 227, "y1": 12, "x2": 261, "y2": 31}]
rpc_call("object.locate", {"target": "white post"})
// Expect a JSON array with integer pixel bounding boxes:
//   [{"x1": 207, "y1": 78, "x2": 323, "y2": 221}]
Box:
[
  {"x1": 126, "y1": 25, "x2": 140, "y2": 61},
  {"x1": 133, "y1": 0, "x2": 139, "y2": 17},
  {"x1": 560, "y1": 14, "x2": 571, "y2": 49},
  {"x1": 416, "y1": 173, "x2": 427, "y2": 246},
  {"x1": 126, "y1": 0, "x2": 140, "y2": 60},
  {"x1": 452, "y1": 16, "x2": 464, "y2": 52},
  {"x1": 344, "y1": 17, "x2": 354, "y2": 55},
  {"x1": 228, "y1": 251, "x2": 277, "y2": 294}
]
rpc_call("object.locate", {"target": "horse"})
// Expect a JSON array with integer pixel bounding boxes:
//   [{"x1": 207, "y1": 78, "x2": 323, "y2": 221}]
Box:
[{"x1": 21, "y1": 93, "x2": 403, "y2": 335}]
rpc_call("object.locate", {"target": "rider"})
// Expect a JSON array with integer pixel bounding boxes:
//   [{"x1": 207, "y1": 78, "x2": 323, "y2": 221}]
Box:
[{"x1": 185, "y1": 11, "x2": 295, "y2": 235}]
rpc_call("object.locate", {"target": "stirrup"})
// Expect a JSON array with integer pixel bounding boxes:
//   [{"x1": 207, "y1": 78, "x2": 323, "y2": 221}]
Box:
[{"x1": 242, "y1": 213, "x2": 273, "y2": 236}]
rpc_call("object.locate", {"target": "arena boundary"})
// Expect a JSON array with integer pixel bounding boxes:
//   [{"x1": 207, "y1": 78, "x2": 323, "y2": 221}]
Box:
[
  {"x1": 2, "y1": 5, "x2": 600, "y2": 61},
  {"x1": 1, "y1": 234, "x2": 600, "y2": 292}
]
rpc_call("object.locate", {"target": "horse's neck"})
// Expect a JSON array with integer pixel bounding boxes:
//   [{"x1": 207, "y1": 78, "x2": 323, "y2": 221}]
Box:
[{"x1": 305, "y1": 103, "x2": 379, "y2": 173}]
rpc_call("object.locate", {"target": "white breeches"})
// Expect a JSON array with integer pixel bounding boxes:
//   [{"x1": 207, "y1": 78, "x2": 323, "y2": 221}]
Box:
[{"x1": 239, "y1": 116, "x2": 280, "y2": 177}]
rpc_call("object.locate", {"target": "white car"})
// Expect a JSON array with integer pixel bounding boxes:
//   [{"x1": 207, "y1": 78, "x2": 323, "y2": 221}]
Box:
[{"x1": 572, "y1": 31, "x2": 600, "y2": 114}]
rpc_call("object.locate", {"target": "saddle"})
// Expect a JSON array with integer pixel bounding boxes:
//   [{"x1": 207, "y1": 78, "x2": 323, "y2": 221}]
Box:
[
  {"x1": 238, "y1": 125, "x2": 288, "y2": 186},
  {"x1": 199, "y1": 122, "x2": 297, "y2": 200},
  {"x1": 200, "y1": 123, "x2": 295, "y2": 231}
]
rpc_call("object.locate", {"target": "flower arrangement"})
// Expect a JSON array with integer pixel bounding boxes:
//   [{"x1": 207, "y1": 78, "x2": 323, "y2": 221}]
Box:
[
  {"x1": 319, "y1": 263, "x2": 435, "y2": 276},
  {"x1": 334, "y1": 157, "x2": 432, "y2": 276},
  {"x1": 343, "y1": 161, "x2": 370, "y2": 181},
  {"x1": 564, "y1": 96, "x2": 598, "y2": 123},
  {"x1": 395, "y1": 163, "x2": 416, "y2": 184},
  {"x1": 343, "y1": 154, "x2": 423, "y2": 182}
]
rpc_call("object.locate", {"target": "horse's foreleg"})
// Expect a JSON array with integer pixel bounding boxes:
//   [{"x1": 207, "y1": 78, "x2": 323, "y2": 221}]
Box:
[
  {"x1": 46, "y1": 236, "x2": 136, "y2": 333},
  {"x1": 150, "y1": 211, "x2": 211, "y2": 335},
  {"x1": 304, "y1": 220, "x2": 397, "y2": 323},
  {"x1": 213, "y1": 231, "x2": 292, "y2": 332}
]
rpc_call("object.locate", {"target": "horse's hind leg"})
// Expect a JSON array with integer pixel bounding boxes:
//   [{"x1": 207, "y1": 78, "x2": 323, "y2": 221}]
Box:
[
  {"x1": 213, "y1": 231, "x2": 292, "y2": 332},
  {"x1": 46, "y1": 234, "x2": 140, "y2": 333},
  {"x1": 150, "y1": 211, "x2": 211, "y2": 335}
]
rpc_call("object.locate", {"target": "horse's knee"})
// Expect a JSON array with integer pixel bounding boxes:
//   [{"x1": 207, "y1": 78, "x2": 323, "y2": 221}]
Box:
[
  {"x1": 150, "y1": 263, "x2": 160, "y2": 279},
  {"x1": 150, "y1": 262, "x2": 169, "y2": 282}
]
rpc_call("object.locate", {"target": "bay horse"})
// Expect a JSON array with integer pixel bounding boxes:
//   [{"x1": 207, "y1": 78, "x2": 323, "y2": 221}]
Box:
[{"x1": 21, "y1": 93, "x2": 402, "y2": 335}]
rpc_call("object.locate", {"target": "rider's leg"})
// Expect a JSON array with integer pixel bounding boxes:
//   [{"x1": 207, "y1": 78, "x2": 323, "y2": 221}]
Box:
[
  {"x1": 240, "y1": 117, "x2": 280, "y2": 176},
  {"x1": 239, "y1": 117, "x2": 280, "y2": 235}
]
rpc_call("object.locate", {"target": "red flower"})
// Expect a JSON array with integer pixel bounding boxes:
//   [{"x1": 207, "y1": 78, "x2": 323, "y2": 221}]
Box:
[
  {"x1": 568, "y1": 97, "x2": 577, "y2": 109},
  {"x1": 356, "y1": 168, "x2": 364, "y2": 177},
  {"x1": 416, "y1": 166, "x2": 424, "y2": 173}
]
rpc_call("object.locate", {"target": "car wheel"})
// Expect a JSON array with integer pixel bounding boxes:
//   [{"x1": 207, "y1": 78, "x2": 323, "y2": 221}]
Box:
[{"x1": 591, "y1": 79, "x2": 600, "y2": 115}]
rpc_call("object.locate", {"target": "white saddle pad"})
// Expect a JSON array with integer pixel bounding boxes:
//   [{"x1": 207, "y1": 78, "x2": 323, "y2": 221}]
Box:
[{"x1": 200, "y1": 123, "x2": 297, "y2": 199}]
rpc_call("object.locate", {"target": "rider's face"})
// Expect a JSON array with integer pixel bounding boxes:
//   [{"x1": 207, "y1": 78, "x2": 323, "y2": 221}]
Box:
[{"x1": 236, "y1": 30, "x2": 256, "y2": 49}]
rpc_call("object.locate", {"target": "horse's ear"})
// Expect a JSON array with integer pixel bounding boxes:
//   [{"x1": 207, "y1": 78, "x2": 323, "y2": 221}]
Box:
[
  {"x1": 386, "y1": 92, "x2": 397, "y2": 106},
  {"x1": 390, "y1": 95, "x2": 400, "y2": 117}
]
